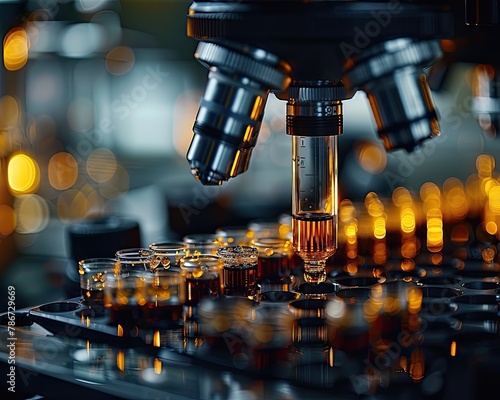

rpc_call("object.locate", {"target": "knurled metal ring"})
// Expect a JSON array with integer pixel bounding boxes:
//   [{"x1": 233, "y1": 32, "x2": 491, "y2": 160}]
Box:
[
  {"x1": 195, "y1": 41, "x2": 291, "y2": 91},
  {"x1": 288, "y1": 82, "x2": 346, "y2": 102},
  {"x1": 345, "y1": 39, "x2": 442, "y2": 87}
]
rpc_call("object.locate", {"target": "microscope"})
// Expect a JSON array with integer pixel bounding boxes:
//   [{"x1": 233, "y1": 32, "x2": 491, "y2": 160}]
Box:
[{"x1": 183, "y1": 0, "x2": 500, "y2": 284}]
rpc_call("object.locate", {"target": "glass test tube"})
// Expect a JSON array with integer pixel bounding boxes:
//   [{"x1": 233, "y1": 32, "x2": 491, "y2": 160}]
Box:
[
  {"x1": 288, "y1": 81, "x2": 343, "y2": 285},
  {"x1": 292, "y1": 135, "x2": 337, "y2": 284}
]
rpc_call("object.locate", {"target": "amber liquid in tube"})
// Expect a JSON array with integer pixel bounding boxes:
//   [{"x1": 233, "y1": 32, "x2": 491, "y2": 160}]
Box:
[
  {"x1": 293, "y1": 213, "x2": 336, "y2": 284},
  {"x1": 293, "y1": 214, "x2": 335, "y2": 259}
]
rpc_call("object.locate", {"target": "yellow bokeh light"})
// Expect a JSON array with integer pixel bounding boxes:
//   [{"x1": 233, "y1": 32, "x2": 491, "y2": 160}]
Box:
[
  {"x1": 367, "y1": 199, "x2": 384, "y2": 218},
  {"x1": 0, "y1": 205, "x2": 16, "y2": 235},
  {"x1": 373, "y1": 216, "x2": 386, "y2": 239},
  {"x1": 117, "y1": 350, "x2": 125, "y2": 371},
  {"x1": 86, "y1": 148, "x2": 117, "y2": 183},
  {"x1": 488, "y1": 186, "x2": 500, "y2": 213},
  {"x1": 401, "y1": 258, "x2": 415, "y2": 272},
  {"x1": 0, "y1": 95, "x2": 20, "y2": 129},
  {"x1": 14, "y1": 194, "x2": 49, "y2": 234},
  {"x1": 363, "y1": 297, "x2": 383, "y2": 323},
  {"x1": 401, "y1": 208, "x2": 416, "y2": 233},
  {"x1": 356, "y1": 141, "x2": 387, "y2": 174},
  {"x1": 392, "y1": 187, "x2": 412, "y2": 207},
  {"x1": 485, "y1": 221, "x2": 497, "y2": 235},
  {"x1": 427, "y1": 209, "x2": 443, "y2": 252},
  {"x1": 154, "y1": 358, "x2": 162, "y2": 375},
  {"x1": 407, "y1": 287, "x2": 423, "y2": 314},
  {"x1": 344, "y1": 261, "x2": 358, "y2": 275},
  {"x1": 48, "y1": 152, "x2": 79, "y2": 190},
  {"x1": 339, "y1": 199, "x2": 356, "y2": 222},
  {"x1": 481, "y1": 177, "x2": 499, "y2": 197},
  {"x1": 345, "y1": 222, "x2": 358, "y2": 240},
  {"x1": 476, "y1": 153, "x2": 495, "y2": 178},
  {"x1": 450, "y1": 341, "x2": 457, "y2": 357},
  {"x1": 419, "y1": 182, "x2": 440, "y2": 202},
  {"x1": 443, "y1": 177, "x2": 463, "y2": 196},
  {"x1": 447, "y1": 187, "x2": 467, "y2": 208},
  {"x1": 8, "y1": 153, "x2": 40, "y2": 194},
  {"x1": 3, "y1": 27, "x2": 29, "y2": 71}
]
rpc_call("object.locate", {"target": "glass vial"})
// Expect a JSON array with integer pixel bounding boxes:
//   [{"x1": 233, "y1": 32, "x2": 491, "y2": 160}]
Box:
[
  {"x1": 252, "y1": 237, "x2": 294, "y2": 292},
  {"x1": 79, "y1": 258, "x2": 117, "y2": 312},
  {"x1": 216, "y1": 245, "x2": 258, "y2": 298}
]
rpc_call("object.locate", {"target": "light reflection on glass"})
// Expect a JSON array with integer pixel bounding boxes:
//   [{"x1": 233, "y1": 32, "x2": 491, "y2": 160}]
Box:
[{"x1": 450, "y1": 340, "x2": 457, "y2": 356}]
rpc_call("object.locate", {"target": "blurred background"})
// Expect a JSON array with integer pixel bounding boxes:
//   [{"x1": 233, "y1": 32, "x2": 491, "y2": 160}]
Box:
[{"x1": 1, "y1": 0, "x2": 499, "y2": 311}]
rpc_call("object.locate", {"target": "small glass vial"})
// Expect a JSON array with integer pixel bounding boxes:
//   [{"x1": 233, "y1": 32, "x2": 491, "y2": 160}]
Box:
[
  {"x1": 216, "y1": 245, "x2": 258, "y2": 298},
  {"x1": 79, "y1": 258, "x2": 117, "y2": 312},
  {"x1": 104, "y1": 271, "x2": 148, "y2": 327},
  {"x1": 247, "y1": 219, "x2": 281, "y2": 241},
  {"x1": 149, "y1": 241, "x2": 186, "y2": 271},
  {"x1": 215, "y1": 226, "x2": 252, "y2": 246},
  {"x1": 144, "y1": 269, "x2": 184, "y2": 329},
  {"x1": 180, "y1": 254, "x2": 222, "y2": 339},
  {"x1": 180, "y1": 254, "x2": 222, "y2": 305},
  {"x1": 183, "y1": 233, "x2": 222, "y2": 256},
  {"x1": 115, "y1": 248, "x2": 154, "y2": 277},
  {"x1": 252, "y1": 237, "x2": 294, "y2": 285}
]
